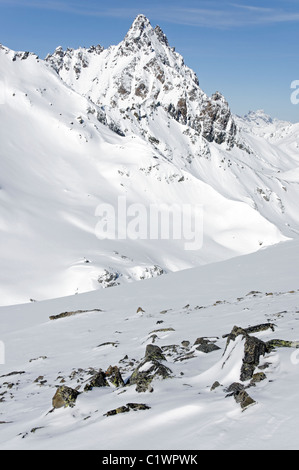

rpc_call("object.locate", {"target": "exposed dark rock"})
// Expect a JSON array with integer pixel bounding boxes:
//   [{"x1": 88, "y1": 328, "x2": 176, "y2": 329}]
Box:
[
  {"x1": 245, "y1": 323, "x2": 276, "y2": 335},
  {"x1": 266, "y1": 339, "x2": 299, "y2": 351},
  {"x1": 84, "y1": 370, "x2": 108, "y2": 391},
  {"x1": 223, "y1": 322, "x2": 276, "y2": 338},
  {"x1": 194, "y1": 337, "x2": 221, "y2": 354},
  {"x1": 129, "y1": 344, "x2": 172, "y2": 392},
  {"x1": 0, "y1": 371, "x2": 25, "y2": 378},
  {"x1": 96, "y1": 341, "x2": 119, "y2": 348},
  {"x1": 135, "y1": 82, "x2": 148, "y2": 98},
  {"x1": 104, "y1": 402, "x2": 150, "y2": 417},
  {"x1": 52, "y1": 385, "x2": 80, "y2": 409},
  {"x1": 105, "y1": 365, "x2": 125, "y2": 387},
  {"x1": 240, "y1": 335, "x2": 267, "y2": 382},
  {"x1": 49, "y1": 308, "x2": 102, "y2": 320},
  {"x1": 223, "y1": 325, "x2": 247, "y2": 348},
  {"x1": 104, "y1": 405, "x2": 130, "y2": 417},
  {"x1": 258, "y1": 362, "x2": 271, "y2": 370},
  {"x1": 131, "y1": 361, "x2": 171, "y2": 393},
  {"x1": 234, "y1": 389, "x2": 256, "y2": 410},
  {"x1": 210, "y1": 381, "x2": 221, "y2": 391},
  {"x1": 225, "y1": 382, "x2": 245, "y2": 397},
  {"x1": 250, "y1": 372, "x2": 267, "y2": 386},
  {"x1": 126, "y1": 402, "x2": 150, "y2": 411},
  {"x1": 145, "y1": 344, "x2": 166, "y2": 362},
  {"x1": 225, "y1": 382, "x2": 256, "y2": 410},
  {"x1": 223, "y1": 325, "x2": 268, "y2": 382},
  {"x1": 149, "y1": 327, "x2": 175, "y2": 334}
]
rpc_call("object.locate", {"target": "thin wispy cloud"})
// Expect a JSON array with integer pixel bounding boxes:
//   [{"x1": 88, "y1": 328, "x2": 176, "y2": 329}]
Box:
[{"x1": 1, "y1": 0, "x2": 299, "y2": 28}]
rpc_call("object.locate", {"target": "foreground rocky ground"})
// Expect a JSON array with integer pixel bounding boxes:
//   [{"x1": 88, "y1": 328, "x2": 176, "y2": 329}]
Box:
[{"x1": 1, "y1": 285, "x2": 299, "y2": 448}]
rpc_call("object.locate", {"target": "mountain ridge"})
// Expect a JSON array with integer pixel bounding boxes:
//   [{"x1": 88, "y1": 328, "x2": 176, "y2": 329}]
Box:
[
  {"x1": 0, "y1": 15, "x2": 298, "y2": 306},
  {"x1": 45, "y1": 14, "x2": 237, "y2": 148}
]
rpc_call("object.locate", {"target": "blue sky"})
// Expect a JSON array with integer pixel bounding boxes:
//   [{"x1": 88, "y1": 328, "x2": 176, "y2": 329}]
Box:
[{"x1": 0, "y1": 0, "x2": 298, "y2": 122}]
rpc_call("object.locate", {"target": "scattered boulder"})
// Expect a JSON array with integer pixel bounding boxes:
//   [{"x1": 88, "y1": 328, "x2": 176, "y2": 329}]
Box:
[
  {"x1": 84, "y1": 370, "x2": 108, "y2": 391},
  {"x1": 210, "y1": 381, "x2": 221, "y2": 391},
  {"x1": 49, "y1": 308, "x2": 102, "y2": 320},
  {"x1": 104, "y1": 402, "x2": 150, "y2": 417},
  {"x1": 234, "y1": 389, "x2": 256, "y2": 410},
  {"x1": 96, "y1": 341, "x2": 119, "y2": 348},
  {"x1": 145, "y1": 344, "x2": 166, "y2": 362},
  {"x1": 149, "y1": 327, "x2": 175, "y2": 334},
  {"x1": 52, "y1": 386, "x2": 80, "y2": 409},
  {"x1": 225, "y1": 382, "x2": 256, "y2": 410},
  {"x1": 225, "y1": 382, "x2": 245, "y2": 397},
  {"x1": 223, "y1": 325, "x2": 268, "y2": 381},
  {"x1": 222, "y1": 323, "x2": 276, "y2": 340},
  {"x1": 250, "y1": 372, "x2": 267, "y2": 386},
  {"x1": 241, "y1": 334, "x2": 268, "y2": 382},
  {"x1": 104, "y1": 405, "x2": 129, "y2": 417},
  {"x1": 266, "y1": 339, "x2": 299, "y2": 351},
  {"x1": 129, "y1": 344, "x2": 172, "y2": 392},
  {"x1": 194, "y1": 337, "x2": 221, "y2": 354},
  {"x1": 245, "y1": 323, "x2": 276, "y2": 335},
  {"x1": 105, "y1": 365, "x2": 125, "y2": 387}
]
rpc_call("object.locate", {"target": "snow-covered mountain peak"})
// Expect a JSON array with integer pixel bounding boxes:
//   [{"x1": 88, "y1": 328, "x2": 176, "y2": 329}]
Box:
[
  {"x1": 1, "y1": 15, "x2": 299, "y2": 307},
  {"x1": 235, "y1": 108, "x2": 298, "y2": 143},
  {"x1": 125, "y1": 14, "x2": 153, "y2": 41},
  {"x1": 243, "y1": 109, "x2": 274, "y2": 125},
  {"x1": 0, "y1": 43, "x2": 39, "y2": 62},
  {"x1": 124, "y1": 14, "x2": 170, "y2": 50},
  {"x1": 45, "y1": 15, "x2": 237, "y2": 148}
]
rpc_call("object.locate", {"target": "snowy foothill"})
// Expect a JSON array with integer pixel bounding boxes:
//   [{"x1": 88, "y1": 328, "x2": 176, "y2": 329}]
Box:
[{"x1": 0, "y1": 240, "x2": 299, "y2": 449}]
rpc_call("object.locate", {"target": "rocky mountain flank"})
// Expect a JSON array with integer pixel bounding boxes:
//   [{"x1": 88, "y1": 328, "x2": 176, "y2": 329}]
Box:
[{"x1": 45, "y1": 14, "x2": 237, "y2": 149}]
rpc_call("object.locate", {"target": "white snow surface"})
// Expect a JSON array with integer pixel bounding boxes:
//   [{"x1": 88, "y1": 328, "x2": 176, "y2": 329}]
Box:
[
  {"x1": 0, "y1": 239, "x2": 299, "y2": 450},
  {"x1": 0, "y1": 14, "x2": 299, "y2": 450}
]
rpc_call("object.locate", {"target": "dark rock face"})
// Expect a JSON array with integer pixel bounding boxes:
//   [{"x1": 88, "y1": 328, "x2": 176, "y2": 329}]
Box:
[
  {"x1": 225, "y1": 382, "x2": 245, "y2": 396},
  {"x1": 52, "y1": 386, "x2": 80, "y2": 409},
  {"x1": 210, "y1": 381, "x2": 221, "y2": 391},
  {"x1": 225, "y1": 382, "x2": 256, "y2": 410},
  {"x1": 129, "y1": 344, "x2": 172, "y2": 393},
  {"x1": 105, "y1": 365, "x2": 125, "y2": 387},
  {"x1": 223, "y1": 325, "x2": 268, "y2": 382},
  {"x1": 240, "y1": 335, "x2": 268, "y2": 382},
  {"x1": 145, "y1": 344, "x2": 166, "y2": 362},
  {"x1": 250, "y1": 372, "x2": 267, "y2": 385},
  {"x1": 84, "y1": 370, "x2": 108, "y2": 391},
  {"x1": 104, "y1": 402, "x2": 150, "y2": 417},
  {"x1": 45, "y1": 44, "x2": 103, "y2": 76},
  {"x1": 234, "y1": 388, "x2": 256, "y2": 410},
  {"x1": 45, "y1": 15, "x2": 237, "y2": 148},
  {"x1": 199, "y1": 92, "x2": 236, "y2": 146},
  {"x1": 194, "y1": 337, "x2": 221, "y2": 354}
]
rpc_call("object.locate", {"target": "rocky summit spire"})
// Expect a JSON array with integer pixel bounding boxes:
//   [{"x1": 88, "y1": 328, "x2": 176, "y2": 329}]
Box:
[
  {"x1": 45, "y1": 14, "x2": 237, "y2": 148},
  {"x1": 125, "y1": 14, "x2": 153, "y2": 41}
]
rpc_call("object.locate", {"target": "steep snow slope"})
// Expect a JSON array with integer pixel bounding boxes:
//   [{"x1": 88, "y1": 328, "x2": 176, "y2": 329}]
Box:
[
  {"x1": 0, "y1": 35, "x2": 288, "y2": 306},
  {"x1": 46, "y1": 15, "x2": 299, "y2": 240},
  {"x1": 0, "y1": 239, "x2": 299, "y2": 450}
]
